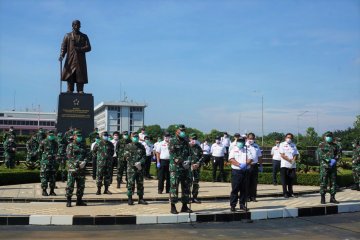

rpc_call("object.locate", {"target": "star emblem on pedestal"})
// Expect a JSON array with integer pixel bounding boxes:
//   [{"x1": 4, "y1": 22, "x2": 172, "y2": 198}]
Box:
[{"x1": 73, "y1": 99, "x2": 80, "y2": 106}]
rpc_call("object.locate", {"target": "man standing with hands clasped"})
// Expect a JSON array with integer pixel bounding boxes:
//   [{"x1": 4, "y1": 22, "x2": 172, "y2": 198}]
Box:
[{"x1": 279, "y1": 133, "x2": 299, "y2": 198}]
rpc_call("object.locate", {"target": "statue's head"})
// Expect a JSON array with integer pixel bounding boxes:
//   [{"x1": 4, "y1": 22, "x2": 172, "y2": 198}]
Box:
[{"x1": 72, "y1": 20, "x2": 81, "y2": 32}]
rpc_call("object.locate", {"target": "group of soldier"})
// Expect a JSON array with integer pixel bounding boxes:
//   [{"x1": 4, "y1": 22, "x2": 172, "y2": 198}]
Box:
[{"x1": 1, "y1": 125, "x2": 360, "y2": 213}]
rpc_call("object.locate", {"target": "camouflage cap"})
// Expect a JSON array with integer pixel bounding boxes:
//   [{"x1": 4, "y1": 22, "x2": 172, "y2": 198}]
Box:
[
  {"x1": 131, "y1": 132, "x2": 139, "y2": 137},
  {"x1": 189, "y1": 133, "x2": 197, "y2": 139},
  {"x1": 57, "y1": 132, "x2": 63, "y2": 137},
  {"x1": 234, "y1": 133, "x2": 240, "y2": 137},
  {"x1": 324, "y1": 131, "x2": 333, "y2": 137},
  {"x1": 176, "y1": 124, "x2": 186, "y2": 131},
  {"x1": 122, "y1": 131, "x2": 128, "y2": 135},
  {"x1": 47, "y1": 130, "x2": 55, "y2": 134},
  {"x1": 74, "y1": 130, "x2": 82, "y2": 136}
]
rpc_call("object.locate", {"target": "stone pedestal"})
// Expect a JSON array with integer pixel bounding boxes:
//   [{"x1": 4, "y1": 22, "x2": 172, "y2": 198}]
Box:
[{"x1": 57, "y1": 93, "x2": 94, "y2": 137}]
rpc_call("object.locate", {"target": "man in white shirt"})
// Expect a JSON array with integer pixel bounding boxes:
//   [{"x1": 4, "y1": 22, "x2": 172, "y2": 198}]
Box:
[
  {"x1": 110, "y1": 131, "x2": 120, "y2": 184},
  {"x1": 279, "y1": 133, "x2": 299, "y2": 198},
  {"x1": 229, "y1": 133, "x2": 241, "y2": 153},
  {"x1": 156, "y1": 133, "x2": 171, "y2": 194},
  {"x1": 200, "y1": 138, "x2": 211, "y2": 167},
  {"x1": 142, "y1": 135, "x2": 154, "y2": 179},
  {"x1": 139, "y1": 127, "x2": 146, "y2": 142},
  {"x1": 271, "y1": 139, "x2": 282, "y2": 185},
  {"x1": 211, "y1": 136, "x2": 227, "y2": 182},
  {"x1": 221, "y1": 132, "x2": 231, "y2": 160},
  {"x1": 246, "y1": 132, "x2": 262, "y2": 202},
  {"x1": 228, "y1": 137, "x2": 253, "y2": 212}
]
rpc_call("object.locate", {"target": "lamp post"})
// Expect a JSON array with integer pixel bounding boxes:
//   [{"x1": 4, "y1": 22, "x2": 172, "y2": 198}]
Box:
[
  {"x1": 253, "y1": 91, "x2": 264, "y2": 146},
  {"x1": 297, "y1": 111, "x2": 309, "y2": 143}
]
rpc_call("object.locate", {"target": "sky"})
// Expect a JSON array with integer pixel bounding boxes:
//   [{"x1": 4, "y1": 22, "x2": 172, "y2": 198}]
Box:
[{"x1": 0, "y1": 0, "x2": 359, "y2": 136}]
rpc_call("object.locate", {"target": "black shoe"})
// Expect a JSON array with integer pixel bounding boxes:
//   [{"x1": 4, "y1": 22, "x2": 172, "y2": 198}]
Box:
[
  {"x1": 128, "y1": 197, "x2": 134, "y2": 205},
  {"x1": 321, "y1": 194, "x2": 326, "y2": 204},
  {"x1": 171, "y1": 204, "x2": 178, "y2": 214},
  {"x1": 284, "y1": 194, "x2": 289, "y2": 199},
  {"x1": 117, "y1": 182, "x2": 120, "y2": 189},
  {"x1": 330, "y1": 195, "x2": 339, "y2": 204},
  {"x1": 250, "y1": 197, "x2": 258, "y2": 202},
  {"x1": 76, "y1": 197, "x2": 87, "y2": 206},
  {"x1": 42, "y1": 189, "x2": 48, "y2": 196},
  {"x1": 104, "y1": 187, "x2": 112, "y2": 195},
  {"x1": 230, "y1": 206, "x2": 236, "y2": 212},
  {"x1": 96, "y1": 187, "x2": 101, "y2": 195},
  {"x1": 288, "y1": 193, "x2": 296, "y2": 198},
  {"x1": 240, "y1": 205, "x2": 248, "y2": 211},
  {"x1": 192, "y1": 198, "x2": 202, "y2": 204},
  {"x1": 49, "y1": 189, "x2": 56, "y2": 196},
  {"x1": 180, "y1": 204, "x2": 193, "y2": 213},
  {"x1": 273, "y1": 183, "x2": 278, "y2": 186},
  {"x1": 138, "y1": 198, "x2": 148, "y2": 205},
  {"x1": 66, "y1": 197, "x2": 72, "y2": 207},
  {"x1": 158, "y1": 190, "x2": 163, "y2": 194}
]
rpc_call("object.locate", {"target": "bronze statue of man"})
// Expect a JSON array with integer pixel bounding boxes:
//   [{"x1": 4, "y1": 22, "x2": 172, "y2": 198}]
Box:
[{"x1": 59, "y1": 20, "x2": 91, "y2": 94}]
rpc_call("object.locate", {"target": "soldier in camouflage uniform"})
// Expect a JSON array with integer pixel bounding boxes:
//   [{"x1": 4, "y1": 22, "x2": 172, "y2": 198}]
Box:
[
  {"x1": 189, "y1": 133, "x2": 203, "y2": 204},
  {"x1": 93, "y1": 131, "x2": 114, "y2": 195},
  {"x1": 65, "y1": 130, "x2": 88, "y2": 207},
  {"x1": 351, "y1": 139, "x2": 360, "y2": 191},
  {"x1": 116, "y1": 130, "x2": 131, "y2": 189},
  {"x1": 3, "y1": 126, "x2": 16, "y2": 142},
  {"x1": 64, "y1": 127, "x2": 74, "y2": 144},
  {"x1": 57, "y1": 132, "x2": 68, "y2": 182},
  {"x1": 169, "y1": 124, "x2": 193, "y2": 214},
  {"x1": 38, "y1": 130, "x2": 59, "y2": 196},
  {"x1": 25, "y1": 134, "x2": 39, "y2": 169},
  {"x1": 88, "y1": 127, "x2": 99, "y2": 144},
  {"x1": 124, "y1": 132, "x2": 148, "y2": 205},
  {"x1": 317, "y1": 131, "x2": 340, "y2": 204},
  {"x1": 3, "y1": 136, "x2": 16, "y2": 168}
]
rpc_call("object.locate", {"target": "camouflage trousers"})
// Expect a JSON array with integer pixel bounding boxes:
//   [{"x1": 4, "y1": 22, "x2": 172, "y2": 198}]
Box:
[
  {"x1": 117, "y1": 158, "x2": 127, "y2": 184},
  {"x1": 65, "y1": 171, "x2": 85, "y2": 198},
  {"x1": 40, "y1": 170, "x2": 56, "y2": 190},
  {"x1": 4, "y1": 153, "x2": 15, "y2": 168},
  {"x1": 192, "y1": 168, "x2": 200, "y2": 197},
  {"x1": 353, "y1": 163, "x2": 360, "y2": 187},
  {"x1": 25, "y1": 154, "x2": 38, "y2": 169},
  {"x1": 96, "y1": 163, "x2": 112, "y2": 187},
  {"x1": 320, "y1": 166, "x2": 336, "y2": 195},
  {"x1": 58, "y1": 158, "x2": 67, "y2": 181},
  {"x1": 127, "y1": 167, "x2": 144, "y2": 197},
  {"x1": 169, "y1": 163, "x2": 192, "y2": 204}
]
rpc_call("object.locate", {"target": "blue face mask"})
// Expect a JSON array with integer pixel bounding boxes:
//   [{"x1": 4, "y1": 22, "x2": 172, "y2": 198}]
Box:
[
  {"x1": 48, "y1": 135, "x2": 55, "y2": 141},
  {"x1": 103, "y1": 136, "x2": 109, "y2": 141},
  {"x1": 237, "y1": 142, "x2": 245, "y2": 149},
  {"x1": 76, "y1": 136, "x2": 83, "y2": 143},
  {"x1": 179, "y1": 131, "x2": 186, "y2": 138},
  {"x1": 325, "y1": 136, "x2": 333, "y2": 143},
  {"x1": 132, "y1": 137, "x2": 139, "y2": 143}
]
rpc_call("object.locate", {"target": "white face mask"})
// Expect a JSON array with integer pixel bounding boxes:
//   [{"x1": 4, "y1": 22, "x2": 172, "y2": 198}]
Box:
[{"x1": 286, "y1": 138, "x2": 292, "y2": 143}]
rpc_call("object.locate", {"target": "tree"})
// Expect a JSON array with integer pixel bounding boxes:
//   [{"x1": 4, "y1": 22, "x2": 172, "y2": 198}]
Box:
[{"x1": 142, "y1": 125, "x2": 163, "y2": 141}]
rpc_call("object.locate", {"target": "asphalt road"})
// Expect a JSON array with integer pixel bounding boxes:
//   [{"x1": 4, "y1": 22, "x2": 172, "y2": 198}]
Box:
[{"x1": 0, "y1": 212, "x2": 359, "y2": 240}]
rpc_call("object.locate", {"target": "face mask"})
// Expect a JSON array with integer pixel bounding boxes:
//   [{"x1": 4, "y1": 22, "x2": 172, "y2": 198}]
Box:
[
  {"x1": 285, "y1": 138, "x2": 292, "y2": 143},
  {"x1": 237, "y1": 142, "x2": 245, "y2": 149},
  {"x1": 179, "y1": 131, "x2": 186, "y2": 138},
  {"x1": 248, "y1": 140, "x2": 254, "y2": 145},
  {"x1": 145, "y1": 140, "x2": 150, "y2": 144},
  {"x1": 103, "y1": 136, "x2": 109, "y2": 141},
  {"x1": 95, "y1": 138, "x2": 100, "y2": 143},
  {"x1": 325, "y1": 136, "x2": 333, "y2": 143},
  {"x1": 123, "y1": 135, "x2": 129, "y2": 139},
  {"x1": 132, "y1": 137, "x2": 139, "y2": 143},
  {"x1": 76, "y1": 136, "x2": 82, "y2": 143},
  {"x1": 48, "y1": 135, "x2": 55, "y2": 141},
  {"x1": 114, "y1": 136, "x2": 119, "y2": 140},
  {"x1": 216, "y1": 140, "x2": 220, "y2": 144}
]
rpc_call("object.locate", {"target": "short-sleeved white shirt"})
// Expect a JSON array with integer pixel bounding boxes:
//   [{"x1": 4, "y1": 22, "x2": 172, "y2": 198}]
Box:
[
  {"x1": 211, "y1": 143, "x2": 227, "y2": 157},
  {"x1": 229, "y1": 146, "x2": 253, "y2": 170},
  {"x1": 271, "y1": 145, "x2": 281, "y2": 161},
  {"x1": 221, "y1": 137, "x2": 231, "y2": 147},
  {"x1": 201, "y1": 142, "x2": 211, "y2": 155},
  {"x1": 156, "y1": 140, "x2": 170, "y2": 160},
  {"x1": 142, "y1": 142, "x2": 153, "y2": 156},
  {"x1": 245, "y1": 143, "x2": 262, "y2": 164},
  {"x1": 279, "y1": 141, "x2": 299, "y2": 168}
]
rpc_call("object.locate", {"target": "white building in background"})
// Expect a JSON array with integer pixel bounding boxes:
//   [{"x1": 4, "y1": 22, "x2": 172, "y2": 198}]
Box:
[
  {"x1": 94, "y1": 101, "x2": 147, "y2": 134},
  {"x1": 0, "y1": 111, "x2": 56, "y2": 135}
]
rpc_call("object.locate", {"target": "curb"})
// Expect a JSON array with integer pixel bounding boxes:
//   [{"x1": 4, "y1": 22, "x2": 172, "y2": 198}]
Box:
[{"x1": 0, "y1": 202, "x2": 359, "y2": 225}]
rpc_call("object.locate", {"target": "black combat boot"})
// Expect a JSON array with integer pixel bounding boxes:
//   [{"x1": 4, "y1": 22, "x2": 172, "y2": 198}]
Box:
[
  {"x1": 128, "y1": 196, "x2": 134, "y2": 205},
  {"x1": 66, "y1": 197, "x2": 72, "y2": 207},
  {"x1": 351, "y1": 185, "x2": 359, "y2": 191},
  {"x1": 76, "y1": 196, "x2": 87, "y2": 206},
  {"x1": 321, "y1": 194, "x2": 326, "y2": 204},
  {"x1": 42, "y1": 189, "x2": 48, "y2": 196},
  {"x1": 330, "y1": 195, "x2": 339, "y2": 204},
  {"x1": 49, "y1": 188, "x2": 56, "y2": 196},
  {"x1": 138, "y1": 196, "x2": 148, "y2": 205},
  {"x1": 117, "y1": 182, "x2": 120, "y2": 189},
  {"x1": 180, "y1": 204, "x2": 193, "y2": 213},
  {"x1": 170, "y1": 203, "x2": 178, "y2": 214},
  {"x1": 104, "y1": 186, "x2": 112, "y2": 194},
  {"x1": 96, "y1": 186, "x2": 101, "y2": 195},
  {"x1": 192, "y1": 195, "x2": 201, "y2": 204}
]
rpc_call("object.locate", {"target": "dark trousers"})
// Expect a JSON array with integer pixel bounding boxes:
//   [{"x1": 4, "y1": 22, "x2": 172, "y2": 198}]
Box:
[
  {"x1": 248, "y1": 164, "x2": 259, "y2": 199},
  {"x1": 92, "y1": 156, "x2": 97, "y2": 180},
  {"x1": 110, "y1": 157, "x2": 117, "y2": 184},
  {"x1": 230, "y1": 169, "x2": 247, "y2": 207},
  {"x1": 66, "y1": 72, "x2": 84, "y2": 92},
  {"x1": 281, "y1": 167, "x2": 296, "y2": 195},
  {"x1": 272, "y1": 160, "x2": 281, "y2": 184},
  {"x1": 144, "y1": 155, "x2": 152, "y2": 178},
  {"x1": 158, "y1": 159, "x2": 170, "y2": 193},
  {"x1": 202, "y1": 154, "x2": 211, "y2": 165},
  {"x1": 212, "y1": 156, "x2": 224, "y2": 181}
]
